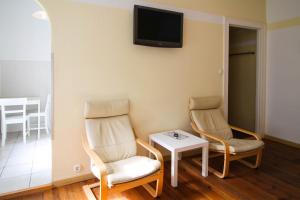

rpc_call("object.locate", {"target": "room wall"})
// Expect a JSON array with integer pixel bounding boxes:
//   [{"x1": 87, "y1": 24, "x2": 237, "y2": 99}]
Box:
[
  {"x1": 39, "y1": 0, "x2": 266, "y2": 181},
  {"x1": 266, "y1": 0, "x2": 300, "y2": 144},
  {"x1": 267, "y1": 0, "x2": 300, "y2": 23},
  {"x1": 0, "y1": 0, "x2": 51, "y2": 61},
  {"x1": 0, "y1": 60, "x2": 51, "y2": 132},
  {"x1": 144, "y1": 0, "x2": 266, "y2": 23},
  {"x1": 0, "y1": 61, "x2": 51, "y2": 106}
]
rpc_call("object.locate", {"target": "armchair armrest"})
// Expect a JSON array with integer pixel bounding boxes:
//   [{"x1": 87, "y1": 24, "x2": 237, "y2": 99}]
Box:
[
  {"x1": 136, "y1": 138, "x2": 164, "y2": 164},
  {"x1": 230, "y1": 125, "x2": 261, "y2": 140},
  {"x1": 81, "y1": 133, "x2": 107, "y2": 177}
]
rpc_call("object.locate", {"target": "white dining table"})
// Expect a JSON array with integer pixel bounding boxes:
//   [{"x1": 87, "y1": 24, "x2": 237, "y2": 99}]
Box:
[{"x1": 0, "y1": 97, "x2": 41, "y2": 142}]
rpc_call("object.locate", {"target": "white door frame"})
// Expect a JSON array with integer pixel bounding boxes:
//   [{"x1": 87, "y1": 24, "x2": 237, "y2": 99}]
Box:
[{"x1": 223, "y1": 17, "x2": 266, "y2": 134}]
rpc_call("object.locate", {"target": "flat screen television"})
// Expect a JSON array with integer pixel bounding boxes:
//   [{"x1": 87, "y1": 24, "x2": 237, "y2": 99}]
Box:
[{"x1": 134, "y1": 5, "x2": 183, "y2": 48}]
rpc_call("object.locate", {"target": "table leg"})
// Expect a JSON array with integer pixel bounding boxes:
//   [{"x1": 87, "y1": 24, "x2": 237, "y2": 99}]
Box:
[
  {"x1": 38, "y1": 102, "x2": 40, "y2": 139},
  {"x1": 1, "y1": 123, "x2": 6, "y2": 147},
  {"x1": 171, "y1": 151, "x2": 178, "y2": 187},
  {"x1": 1, "y1": 108, "x2": 6, "y2": 147},
  {"x1": 23, "y1": 121, "x2": 26, "y2": 144},
  {"x1": 202, "y1": 145, "x2": 209, "y2": 177},
  {"x1": 27, "y1": 117, "x2": 31, "y2": 136}
]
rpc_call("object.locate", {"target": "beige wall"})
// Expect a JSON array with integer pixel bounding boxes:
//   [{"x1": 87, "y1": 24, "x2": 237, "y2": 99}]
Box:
[
  {"x1": 147, "y1": 0, "x2": 266, "y2": 22},
  {"x1": 267, "y1": 0, "x2": 300, "y2": 23},
  {"x1": 38, "y1": 0, "x2": 266, "y2": 181}
]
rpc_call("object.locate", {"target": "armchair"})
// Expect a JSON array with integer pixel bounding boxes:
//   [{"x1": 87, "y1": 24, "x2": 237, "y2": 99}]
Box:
[
  {"x1": 82, "y1": 99, "x2": 164, "y2": 200},
  {"x1": 189, "y1": 96, "x2": 264, "y2": 178}
]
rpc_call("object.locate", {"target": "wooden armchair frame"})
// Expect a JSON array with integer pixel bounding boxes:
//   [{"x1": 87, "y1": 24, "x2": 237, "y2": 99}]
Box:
[
  {"x1": 82, "y1": 132, "x2": 164, "y2": 200},
  {"x1": 191, "y1": 121, "x2": 263, "y2": 178}
]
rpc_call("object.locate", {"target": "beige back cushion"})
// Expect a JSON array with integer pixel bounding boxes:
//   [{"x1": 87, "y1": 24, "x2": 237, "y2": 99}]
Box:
[
  {"x1": 189, "y1": 96, "x2": 221, "y2": 110},
  {"x1": 190, "y1": 97, "x2": 233, "y2": 140},
  {"x1": 85, "y1": 99, "x2": 129, "y2": 119},
  {"x1": 84, "y1": 99, "x2": 136, "y2": 163}
]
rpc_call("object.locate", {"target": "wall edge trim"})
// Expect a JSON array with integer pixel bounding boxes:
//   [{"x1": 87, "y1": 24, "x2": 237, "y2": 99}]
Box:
[
  {"x1": 0, "y1": 173, "x2": 95, "y2": 198},
  {"x1": 268, "y1": 17, "x2": 300, "y2": 31},
  {"x1": 265, "y1": 134, "x2": 300, "y2": 149},
  {"x1": 52, "y1": 173, "x2": 94, "y2": 187},
  {"x1": 0, "y1": 184, "x2": 52, "y2": 199},
  {"x1": 74, "y1": 0, "x2": 223, "y2": 24}
]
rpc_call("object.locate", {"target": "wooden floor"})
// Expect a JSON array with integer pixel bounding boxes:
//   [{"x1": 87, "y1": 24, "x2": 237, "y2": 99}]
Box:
[{"x1": 8, "y1": 140, "x2": 300, "y2": 200}]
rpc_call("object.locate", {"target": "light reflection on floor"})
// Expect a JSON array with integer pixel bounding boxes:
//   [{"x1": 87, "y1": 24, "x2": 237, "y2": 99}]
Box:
[{"x1": 0, "y1": 131, "x2": 51, "y2": 194}]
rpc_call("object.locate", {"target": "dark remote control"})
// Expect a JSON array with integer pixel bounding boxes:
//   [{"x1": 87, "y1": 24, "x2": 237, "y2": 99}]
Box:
[{"x1": 173, "y1": 133, "x2": 179, "y2": 138}]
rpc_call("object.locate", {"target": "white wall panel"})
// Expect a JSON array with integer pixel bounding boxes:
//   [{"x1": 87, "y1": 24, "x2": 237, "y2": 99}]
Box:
[
  {"x1": 0, "y1": 0, "x2": 51, "y2": 61},
  {"x1": 267, "y1": 26, "x2": 300, "y2": 143}
]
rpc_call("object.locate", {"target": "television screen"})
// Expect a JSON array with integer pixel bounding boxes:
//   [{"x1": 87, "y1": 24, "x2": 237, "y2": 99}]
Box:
[{"x1": 134, "y1": 5, "x2": 183, "y2": 48}]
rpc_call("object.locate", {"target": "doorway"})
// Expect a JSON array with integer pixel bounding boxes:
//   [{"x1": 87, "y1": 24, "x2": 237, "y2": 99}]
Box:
[
  {"x1": 223, "y1": 18, "x2": 266, "y2": 134},
  {"x1": 228, "y1": 27, "x2": 257, "y2": 131},
  {"x1": 0, "y1": 0, "x2": 52, "y2": 194}
]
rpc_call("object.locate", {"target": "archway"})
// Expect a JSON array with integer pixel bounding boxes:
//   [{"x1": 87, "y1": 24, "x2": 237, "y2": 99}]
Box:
[{"x1": 0, "y1": 0, "x2": 52, "y2": 194}]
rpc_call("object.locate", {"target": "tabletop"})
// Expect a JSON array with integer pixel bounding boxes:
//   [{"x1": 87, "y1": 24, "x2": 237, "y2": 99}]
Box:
[
  {"x1": 0, "y1": 97, "x2": 40, "y2": 106},
  {"x1": 149, "y1": 129, "x2": 208, "y2": 152},
  {"x1": 0, "y1": 97, "x2": 40, "y2": 104},
  {"x1": 26, "y1": 97, "x2": 41, "y2": 104}
]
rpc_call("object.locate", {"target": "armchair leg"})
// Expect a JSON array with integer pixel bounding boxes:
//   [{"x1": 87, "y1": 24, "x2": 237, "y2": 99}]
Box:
[
  {"x1": 100, "y1": 178, "x2": 108, "y2": 200},
  {"x1": 156, "y1": 170, "x2": 164, "y2": 197},
  {"x1": 256, "y1": 149, "x2": 263, "y2": 167},
  {"x1": 142, "y1": 170, "x2": 164, "y2": 197},
  {"x1": 196, "y1": 152, "x2": 230, "y2": 178},
  {"x1": 83, "y1": 171, "x2": 163, "y2": 199},
  {"x1": 83, "y1": 178, "x2": 108, "y2": 200},
  {"x1": 238, "y1": 149, "x2": 263, "y2": 169},
  {"x1": 83, "y1": 183, "x2": 98, "y2": 200},
  {"x1": 223, "y1": 153, "x2": 230, "y2": 177},
  {"x1": 208, "y1": 152, "x2": 230, "y2": 178}
]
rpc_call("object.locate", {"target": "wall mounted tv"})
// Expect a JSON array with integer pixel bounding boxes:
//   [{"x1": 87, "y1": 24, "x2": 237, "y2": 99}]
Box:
[{"x1": 134, "y1": 5, "x2": 183, "y2": 48}]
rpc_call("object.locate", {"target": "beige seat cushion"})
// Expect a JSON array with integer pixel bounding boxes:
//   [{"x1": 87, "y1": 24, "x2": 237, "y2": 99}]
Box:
[
  {"x1": 91, "y1": 156, "x2": 161, "y2": 188},
  {"x1": 210, "y1": 138, "x2": 264, "y2": 153},
  {"x1": 85, "y1": 115, "x2": 137, "y2": 163}
]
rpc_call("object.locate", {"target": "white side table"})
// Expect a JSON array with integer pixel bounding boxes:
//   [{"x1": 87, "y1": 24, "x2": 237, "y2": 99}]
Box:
[{"x1": 149, "y1": 129, "x2": 209, "y2": 187}]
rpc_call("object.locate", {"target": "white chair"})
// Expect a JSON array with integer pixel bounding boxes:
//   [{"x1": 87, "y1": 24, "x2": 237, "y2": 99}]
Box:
[
  {"x1": 27, "y1": 94, "x2": 51, "y2": 138},
  {"x1": 1, "y1": 98, "x2": 27, "y2": 147}
]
